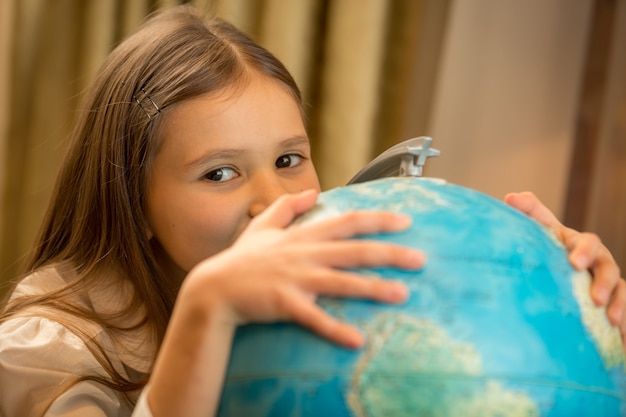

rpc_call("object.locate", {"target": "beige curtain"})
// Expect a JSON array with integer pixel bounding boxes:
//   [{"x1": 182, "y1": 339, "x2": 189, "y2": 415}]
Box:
[
  {"x1": 0, "y1": 0, "x2": 444, "y2": 295},
  {"x1": 560, "y1": 0, "x2": 626, "y2": 269},
  {"x1": 0, "y1": 1, "x2": 14, "y2": 282}
]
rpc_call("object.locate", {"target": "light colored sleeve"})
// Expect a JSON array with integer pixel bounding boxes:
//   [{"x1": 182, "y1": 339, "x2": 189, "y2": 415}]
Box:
[
  {"x1": 0, "y1": 316, "x2": 148, "y2": 417},
  {"x1": 132, "y1": 387, "x2": 154, "y2": 417}
]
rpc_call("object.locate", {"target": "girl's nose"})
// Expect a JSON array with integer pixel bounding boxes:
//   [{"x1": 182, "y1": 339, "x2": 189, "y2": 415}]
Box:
[{"x1": 247, "y1": 173, "x2": 290, "y2": 218}]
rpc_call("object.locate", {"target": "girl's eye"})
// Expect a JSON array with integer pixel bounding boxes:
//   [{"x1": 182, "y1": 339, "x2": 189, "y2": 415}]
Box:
[
  {"x1": 203, "y1": 167, "x2": 238, "y2": 182},
  {"x1": 276, "y1": 154, "x2": 303, "y2": 169}
]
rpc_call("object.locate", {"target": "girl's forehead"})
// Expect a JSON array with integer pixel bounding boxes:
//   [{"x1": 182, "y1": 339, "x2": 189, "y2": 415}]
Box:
[
  {"x1": 155, "y1": 76, "x2": 307, "y2": 159},
  {"x1": 162, "y1": 73, "x2": 300, "y2": 125}
]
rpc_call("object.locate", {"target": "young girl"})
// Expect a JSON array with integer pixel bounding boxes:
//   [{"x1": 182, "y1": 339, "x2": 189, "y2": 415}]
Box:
[{"x1": 1, "y1": 5, "x2": 624, "y2": 417}]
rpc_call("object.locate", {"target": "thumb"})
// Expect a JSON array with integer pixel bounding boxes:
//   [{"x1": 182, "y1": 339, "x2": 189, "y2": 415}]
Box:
[
  {"x1": 247, "y1": 189, "x2": 319, "y2": 231},
  {"x1": 504, "y1": 191, "x2": 562, "y2": 229}
]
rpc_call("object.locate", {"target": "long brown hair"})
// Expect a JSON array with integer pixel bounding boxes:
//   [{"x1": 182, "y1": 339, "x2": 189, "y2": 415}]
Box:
[{"x1": 1, "y1": 4, "x2": 302, "y2": 410}]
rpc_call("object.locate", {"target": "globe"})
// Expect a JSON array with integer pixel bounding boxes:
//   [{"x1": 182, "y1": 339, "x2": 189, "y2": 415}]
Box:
[{"x1": 217, "y1": 177, "x2": 626, "y2": 416}]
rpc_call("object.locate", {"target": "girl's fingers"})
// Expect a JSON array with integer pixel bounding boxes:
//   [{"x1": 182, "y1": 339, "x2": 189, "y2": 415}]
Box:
[
  {"x1": 590, "y1": 259, "x2": 622, "y2": 307},
  {"x1": 504, "y1": 191, "x2": 562, "y2": 229},
  {"x1": 299, "y1": 240, "x2": 426, "y2": 271},
  {"x1": 281, "y1": 292, "x2": 365, "y2": 349},
  {"x1": 246, "y1": 189, "x2": 320, "y2": 231},
  {"x1": 224, "y1": 192, "x2": 425, "y2": 349},
  {"x1": 292, "y1": 210, "x2": 413, "y2": 241},
  {"x1": 568, "y1": 233, "x2": 620, "y2": 305},
  {"x1": 557, "y1": 231, "x2": 622, "y2": 307},
  {"x1": 607, "y1": 279, "x2": 626, "y2": 327},
  {"x1": 505, "y1": 192, "x2": 625, "y2": 304},
  {"x1": 504, "y1": 192, "x2": 596, "y2": 262},
  {"x1": 298, "y1": 267, "x2": 410, "y2": 304},
  {"x1": 563, "y1": 231, "x2": 603, "y2": 270},
  {"x1": 246, "y1": 192, "x2": 414, "y2": 246}
]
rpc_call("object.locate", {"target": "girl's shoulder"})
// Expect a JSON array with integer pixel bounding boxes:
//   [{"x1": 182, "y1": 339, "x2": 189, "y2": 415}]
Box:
[
  {"x1": 0, "y1": 264, "x2": 152, "y2": 415},
  {"x1": 0, "y1": 314, "x2": 134, "y2": 416},
  {"x1": 1, "y1": 264, "x2": 110, "y2": 364},
  {"x1": 4, "y1": 263, "x2": 156, "y2": 373}
]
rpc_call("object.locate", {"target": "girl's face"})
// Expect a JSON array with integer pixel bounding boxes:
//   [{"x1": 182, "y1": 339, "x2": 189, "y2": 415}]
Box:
[{"x1": 146, "y1": 75, "x2": 320, "y2": 282}]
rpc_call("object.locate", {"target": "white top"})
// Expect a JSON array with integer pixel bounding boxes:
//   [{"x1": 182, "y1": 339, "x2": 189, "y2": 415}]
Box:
[{"x1": 0, "y1": 265, "x2": 156, "y2": 416}]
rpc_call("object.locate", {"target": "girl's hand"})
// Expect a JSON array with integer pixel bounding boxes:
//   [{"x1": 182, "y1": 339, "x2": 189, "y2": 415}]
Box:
[
  {"x1": 505, "y1": 191, "x2": 626, "y2": 346},
  {"x1": 186, "y1": 189, "x2": 426, "y2": 349}
]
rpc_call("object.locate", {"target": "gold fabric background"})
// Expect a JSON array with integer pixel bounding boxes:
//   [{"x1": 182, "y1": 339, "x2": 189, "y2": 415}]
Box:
[
  {"x1": 0, "y1": 0, "x2": 447, "y2": 293},
  {"x1": 1, "y1": 0, "x2": 624, "y2": 296}
]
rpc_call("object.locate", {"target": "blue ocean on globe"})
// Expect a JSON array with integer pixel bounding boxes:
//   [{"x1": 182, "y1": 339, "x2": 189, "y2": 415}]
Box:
[{"x1": 217, "y1": 177, "x2": 626, "y2": 417}]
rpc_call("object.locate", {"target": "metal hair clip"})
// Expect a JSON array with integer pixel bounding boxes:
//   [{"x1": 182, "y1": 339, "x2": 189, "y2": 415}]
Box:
[{"x1": 133, "y1": 87, "x2": 161, "y2": 120}]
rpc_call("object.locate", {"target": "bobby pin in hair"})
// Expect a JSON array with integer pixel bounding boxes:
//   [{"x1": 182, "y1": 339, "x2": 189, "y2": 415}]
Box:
[{"x1": 133, "y1": 87, "x2": 161, "y2": 120}]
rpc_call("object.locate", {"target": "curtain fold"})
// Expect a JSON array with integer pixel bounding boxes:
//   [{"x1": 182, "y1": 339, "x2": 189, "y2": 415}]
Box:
[
  {"x1": 81, "y1": 1, "x2": 117, "y2": 82},
  {"x1": 314, "y1": 0, "x2": 390, "y2": 188},
  {"x1": 0, "y1": 0, "x2": 15, "y2": 287},
  {"x1": 585, "y1": 0, "x2": 626, "y2": 269},
  {"x1": 257, "y1": 0, "x2": 321, "y2": 105},
  {"x1": 2, "y1": 0, "x2": 84, "y2": 289}
]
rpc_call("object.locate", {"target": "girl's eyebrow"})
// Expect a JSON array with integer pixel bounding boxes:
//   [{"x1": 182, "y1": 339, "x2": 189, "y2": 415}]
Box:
[
  {"x1": 185, "y1": 149, "x2": 244, "y2": 169},
  {"x1": 185, "y1": 135, "x2": 310, "y2": 169},
  {"x1": 281, "y1": 135, "x2": 310, "y2": 148}
]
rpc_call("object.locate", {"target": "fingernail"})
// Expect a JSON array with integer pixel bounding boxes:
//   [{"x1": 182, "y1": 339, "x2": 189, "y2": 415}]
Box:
[
  {"x1": 346, "y1": 332, "x2": 365, "y2": 349},
  {"x1": 610, "y1": 308, "x2": 622, "y2": 326},
  {"x1": 593, "y1": 287, "x2": 608, "y2": 305},
  {"x1": 401, "y1": 250, "x2": 425, "y2": 269},
  {"x1": 572, "y1": 254, "x2": 588, "y2": 270},
  {"x1": 388, "y1": 282, "x2": 408, "y2": 301},
  {"x1": 410, "y1": 251, "x2": 426, "y2": 266},
  {"x1": 394, "y1": 214, "x2": 412, "y2": 226}
]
